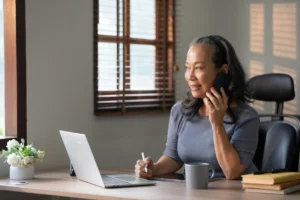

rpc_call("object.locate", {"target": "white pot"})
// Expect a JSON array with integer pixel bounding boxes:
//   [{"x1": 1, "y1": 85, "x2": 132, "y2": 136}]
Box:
[{"x1": 10, "y1": 165, "x2": 34, "y2": 180}]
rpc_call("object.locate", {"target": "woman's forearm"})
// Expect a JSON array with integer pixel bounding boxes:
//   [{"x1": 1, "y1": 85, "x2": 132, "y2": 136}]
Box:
[
  {"x1": 212, "y1": 125, "x2": 245, "y2": 179},
  {"x1": 153, "y1": 155, "x2": 183, "y2": 176}
]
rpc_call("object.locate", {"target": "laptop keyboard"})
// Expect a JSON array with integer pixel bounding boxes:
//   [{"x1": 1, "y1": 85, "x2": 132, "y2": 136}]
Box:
[
  {"x1": 111, "y1": 174, "x2": 138, "y2": 182},
  {"x1": 102, "y1": 175, "x2": 129, "y2": 185}
]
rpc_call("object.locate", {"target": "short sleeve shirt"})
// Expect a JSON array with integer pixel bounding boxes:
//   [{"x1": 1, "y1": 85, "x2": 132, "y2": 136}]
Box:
[{"x1": 163, "y1": 101, "x2": 259, "y2": 177}]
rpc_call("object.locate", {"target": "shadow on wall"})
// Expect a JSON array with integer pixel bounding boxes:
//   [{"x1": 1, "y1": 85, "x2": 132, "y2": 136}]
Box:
[{"x1": 249, "y1": 2, "x2": 298, "y2": 116}]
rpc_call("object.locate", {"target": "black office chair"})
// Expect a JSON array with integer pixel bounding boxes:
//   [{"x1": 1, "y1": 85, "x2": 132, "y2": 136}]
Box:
[{"x1": 247, "y1": 73, "x2": 300, "y2": 172}]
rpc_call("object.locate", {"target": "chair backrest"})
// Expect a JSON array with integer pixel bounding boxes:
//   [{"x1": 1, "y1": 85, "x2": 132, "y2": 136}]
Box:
[
  {"x1": 248, "y1": 73, "x2": 295, "y2": 115},
  {"x1": 248, "y1": 73, "x2": 300, "y2": 171},
  {"x1": 261, "y1": 123, "x2": 298, "y2": 170}
]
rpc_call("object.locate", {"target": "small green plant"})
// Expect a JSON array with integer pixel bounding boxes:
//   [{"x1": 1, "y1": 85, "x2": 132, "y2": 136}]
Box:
[
  {"x1": 0, "y1": 128, "x2": 3, "y2": 136},
  {"x1": 1, "y1": 139, "x2": 45, "y2": 168}
]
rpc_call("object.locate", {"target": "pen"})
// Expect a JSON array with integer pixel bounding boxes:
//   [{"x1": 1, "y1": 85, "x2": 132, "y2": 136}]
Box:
[
  {"x1": 141, "y1": 152, "x2": 148, "y2": 173},
  {"x1": 253, "y1": 168, "x2": 288, "y2": 175}
]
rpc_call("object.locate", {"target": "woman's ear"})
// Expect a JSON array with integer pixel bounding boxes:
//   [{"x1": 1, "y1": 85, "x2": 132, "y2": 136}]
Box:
[{"x1": 220, "y1": 64, "x2": 229, "y2": 74}]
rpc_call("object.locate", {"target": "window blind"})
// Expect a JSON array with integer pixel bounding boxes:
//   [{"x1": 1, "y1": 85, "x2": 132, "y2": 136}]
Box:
[{"x1": 94, "y1": 0, "x2": 175, "y2": 115}]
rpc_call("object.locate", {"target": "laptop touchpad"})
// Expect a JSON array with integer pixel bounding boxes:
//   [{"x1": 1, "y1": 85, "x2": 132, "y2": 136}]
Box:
[{"x1": 109, "y1": 174, "x2": 147, "y2": 183}]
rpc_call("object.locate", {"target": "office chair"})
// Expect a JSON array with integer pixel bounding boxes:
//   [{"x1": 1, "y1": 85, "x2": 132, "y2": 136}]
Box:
[{"x1": 247, "y1": 73, "x2": 300, "y2": 172}]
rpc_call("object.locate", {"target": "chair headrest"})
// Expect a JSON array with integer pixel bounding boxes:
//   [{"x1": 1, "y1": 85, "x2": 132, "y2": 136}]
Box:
[{"x1": 247, "y1": 73, "x2": 295, "y2": 102}]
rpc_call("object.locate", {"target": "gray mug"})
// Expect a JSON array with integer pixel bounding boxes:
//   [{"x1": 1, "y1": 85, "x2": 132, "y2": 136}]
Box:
[{"x1": 184, "y1": 162, "x2": 215, "y2": 189}]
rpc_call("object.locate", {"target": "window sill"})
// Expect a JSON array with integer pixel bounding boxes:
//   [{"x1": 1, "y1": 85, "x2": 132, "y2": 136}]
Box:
[{"x1": 94, "y1": 108, "x2": 171, "y2": 116}]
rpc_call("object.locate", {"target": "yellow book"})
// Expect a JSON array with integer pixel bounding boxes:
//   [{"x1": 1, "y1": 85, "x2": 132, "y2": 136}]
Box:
[
  {"x1": 242, "y1": 172, "x2": 300, "y2": 185},
  {"x1": 245, "y1": 184, "x2": 300, "y2": 195},
  {"x1": 243, "y1": 179, "x2": 300, "y2": 190}
]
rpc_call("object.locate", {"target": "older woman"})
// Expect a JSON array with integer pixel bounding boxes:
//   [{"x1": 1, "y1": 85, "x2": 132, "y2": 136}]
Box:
[{"x1": 135, "y1": 35, "x2": 259, "y2": 180}]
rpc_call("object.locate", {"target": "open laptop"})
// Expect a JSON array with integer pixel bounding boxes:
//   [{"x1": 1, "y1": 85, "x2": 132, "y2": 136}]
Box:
[{"x1": 60, "y1": 130, "x2": 156, "y2": 188}]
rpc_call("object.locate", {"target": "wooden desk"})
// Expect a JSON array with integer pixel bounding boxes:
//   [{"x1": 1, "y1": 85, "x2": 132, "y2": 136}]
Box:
[{"x1": 0, "y1": 169, "x2": 300, "y2": 200}]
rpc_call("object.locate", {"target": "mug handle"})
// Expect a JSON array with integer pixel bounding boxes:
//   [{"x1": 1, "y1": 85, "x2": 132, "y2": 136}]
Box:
[{"x1": 209, "y1": 166, "x2": 215, "y2": 179}]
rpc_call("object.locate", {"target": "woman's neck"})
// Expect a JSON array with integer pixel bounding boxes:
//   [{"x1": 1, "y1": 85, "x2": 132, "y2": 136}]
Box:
[{"x1": 198, "y1": 105, "x2": 209, "y2": 116}]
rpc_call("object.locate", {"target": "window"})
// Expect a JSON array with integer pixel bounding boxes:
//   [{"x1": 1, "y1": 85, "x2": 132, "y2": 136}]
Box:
[
  {"x1": 0, "y1": 1, "x2": 4, "y2": 136},
  {"x1": 0, "y1": 0, "x2": 26, "y2": 149},
  {"x1": 94, "y1": 0, "x2": 175, "y2": 115}
]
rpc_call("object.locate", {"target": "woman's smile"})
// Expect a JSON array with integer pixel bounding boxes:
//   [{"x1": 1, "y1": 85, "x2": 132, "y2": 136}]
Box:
[{"x1": 189, "y1": 84, "x2": 202, "y2": 91}]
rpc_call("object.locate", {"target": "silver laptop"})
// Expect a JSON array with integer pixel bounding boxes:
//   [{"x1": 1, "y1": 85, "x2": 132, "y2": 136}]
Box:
[{"x1": 60, "y1": 130, "x2": 156, "y2": 188}]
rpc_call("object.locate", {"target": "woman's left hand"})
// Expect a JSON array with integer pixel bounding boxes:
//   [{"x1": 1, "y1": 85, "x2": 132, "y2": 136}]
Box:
[{"x1": 203, "y1": 87, "x2": 229, "y2": 127}]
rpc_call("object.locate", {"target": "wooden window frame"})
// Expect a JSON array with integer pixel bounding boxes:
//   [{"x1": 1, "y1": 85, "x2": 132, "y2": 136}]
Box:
[
  {"x1": 93, "y1": 0, "x2": 175, "y2": 115},
  {"x1": 0, "y1": 0, "x2": 27, "y2": 149}
]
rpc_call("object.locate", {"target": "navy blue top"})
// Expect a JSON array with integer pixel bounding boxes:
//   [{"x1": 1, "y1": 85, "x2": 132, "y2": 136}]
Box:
[{"x1": 163, "y1": 101, "x2": 259, "y2": 177}]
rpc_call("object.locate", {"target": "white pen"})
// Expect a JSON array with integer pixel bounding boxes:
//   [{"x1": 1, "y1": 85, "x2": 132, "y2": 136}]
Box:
[{"x1": 141, "y1": 152, "x2": 148, "y2": 173}]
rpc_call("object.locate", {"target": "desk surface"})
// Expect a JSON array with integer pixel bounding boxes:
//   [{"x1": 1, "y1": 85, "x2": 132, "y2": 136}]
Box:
[{"x1": 0, "y1": 169, "x2": 300, "y2": 200}]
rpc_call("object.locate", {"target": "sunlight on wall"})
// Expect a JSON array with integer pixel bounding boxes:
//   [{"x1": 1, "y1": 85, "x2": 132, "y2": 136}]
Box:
[
  {"x1": 249, "y1": 60, "x2": 265, "y2": 113},
  {"x1": 273, "y1": 65, "x2": 297, "y2": 116},
  {"x1": 249, "y1": 60, "x2": 264, "y2": 78},
  {"x1": 273, "y1": 3, "x2": 297, "y2": 60},
  {"x1": 250, "y1": 4, "x2": 264, "y2": 54}
]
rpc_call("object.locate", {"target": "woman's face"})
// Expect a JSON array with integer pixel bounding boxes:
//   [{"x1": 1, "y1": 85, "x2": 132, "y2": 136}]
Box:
[{"x1": 185, "y1": 44, "x2": 218, "y2": 99}]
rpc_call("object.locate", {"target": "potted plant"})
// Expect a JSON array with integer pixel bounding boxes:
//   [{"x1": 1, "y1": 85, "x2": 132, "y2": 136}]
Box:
[{"x1": 1, "y1": 139, "x2": 45, "y2": 180}]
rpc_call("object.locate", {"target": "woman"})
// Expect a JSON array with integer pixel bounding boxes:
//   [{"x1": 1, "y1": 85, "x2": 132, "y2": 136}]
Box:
[{"x1": 135, "y1": 35, "x2": 259, "y2": 180}]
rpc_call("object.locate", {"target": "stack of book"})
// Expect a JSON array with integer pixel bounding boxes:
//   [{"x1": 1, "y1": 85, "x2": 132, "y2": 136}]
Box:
[{"x1": 242, "y1": 172, "x2": 300, "y2": 194}]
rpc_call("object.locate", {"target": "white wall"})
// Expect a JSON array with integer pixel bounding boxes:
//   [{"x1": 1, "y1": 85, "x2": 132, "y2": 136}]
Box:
[
  {"x1": 174, "y1": 0, "x2": 217, "y2": 100},
  {"x1": 216, "y1": 0, "x2": 300, "y2": 115},
  {"x1": 0, "y1": 0, "x2": 219, "y2": 178}
]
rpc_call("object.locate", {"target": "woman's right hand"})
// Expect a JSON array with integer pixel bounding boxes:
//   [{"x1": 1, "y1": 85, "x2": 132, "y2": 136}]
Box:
[{"x1": 135, "y1": 157, "x2": 154, "y2": 178}]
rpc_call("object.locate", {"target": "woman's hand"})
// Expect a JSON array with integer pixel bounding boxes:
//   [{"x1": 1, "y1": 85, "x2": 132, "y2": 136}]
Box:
[
  {"x1": 203, "y1": 87, "x2": 229, "y2": 127},
  {"x1": 135, "y1": 157, "x2": 154, "y2": 178}
]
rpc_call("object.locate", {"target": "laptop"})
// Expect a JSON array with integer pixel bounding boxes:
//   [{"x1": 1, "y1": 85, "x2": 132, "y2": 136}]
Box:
[{"x1": 60, "y1": 130, "x2": 156, "y2": 188}]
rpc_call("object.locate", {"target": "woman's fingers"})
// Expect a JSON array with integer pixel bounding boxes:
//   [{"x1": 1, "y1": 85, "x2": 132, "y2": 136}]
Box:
[
  {"x1": 136, "y1": 159, "x2": 146, "y2": 167},
  {"x1": 144, "y1": 157, "x2": 152, "y2": 167},
  {"x1": 205, "y1": 92, "x2": 220, "y2": 110},
  {"x1": 203, "y1": 97, "x2": 214, "y2": 111},
  {"x1": 220, "y1": 88, "x2": 229, "y2": 108},
  {"x1": 210, "y1": 87, "x2": 224, "y2": 107},
  {"x1": 135, "y1": 159, "x2": 152, "y2": 178},
  {"x1": 137, "y1": 160, "x2": 149, "y2": 171},
  {"x1": 135, "y1": 168, "x2": 152, "y2": 178}
]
